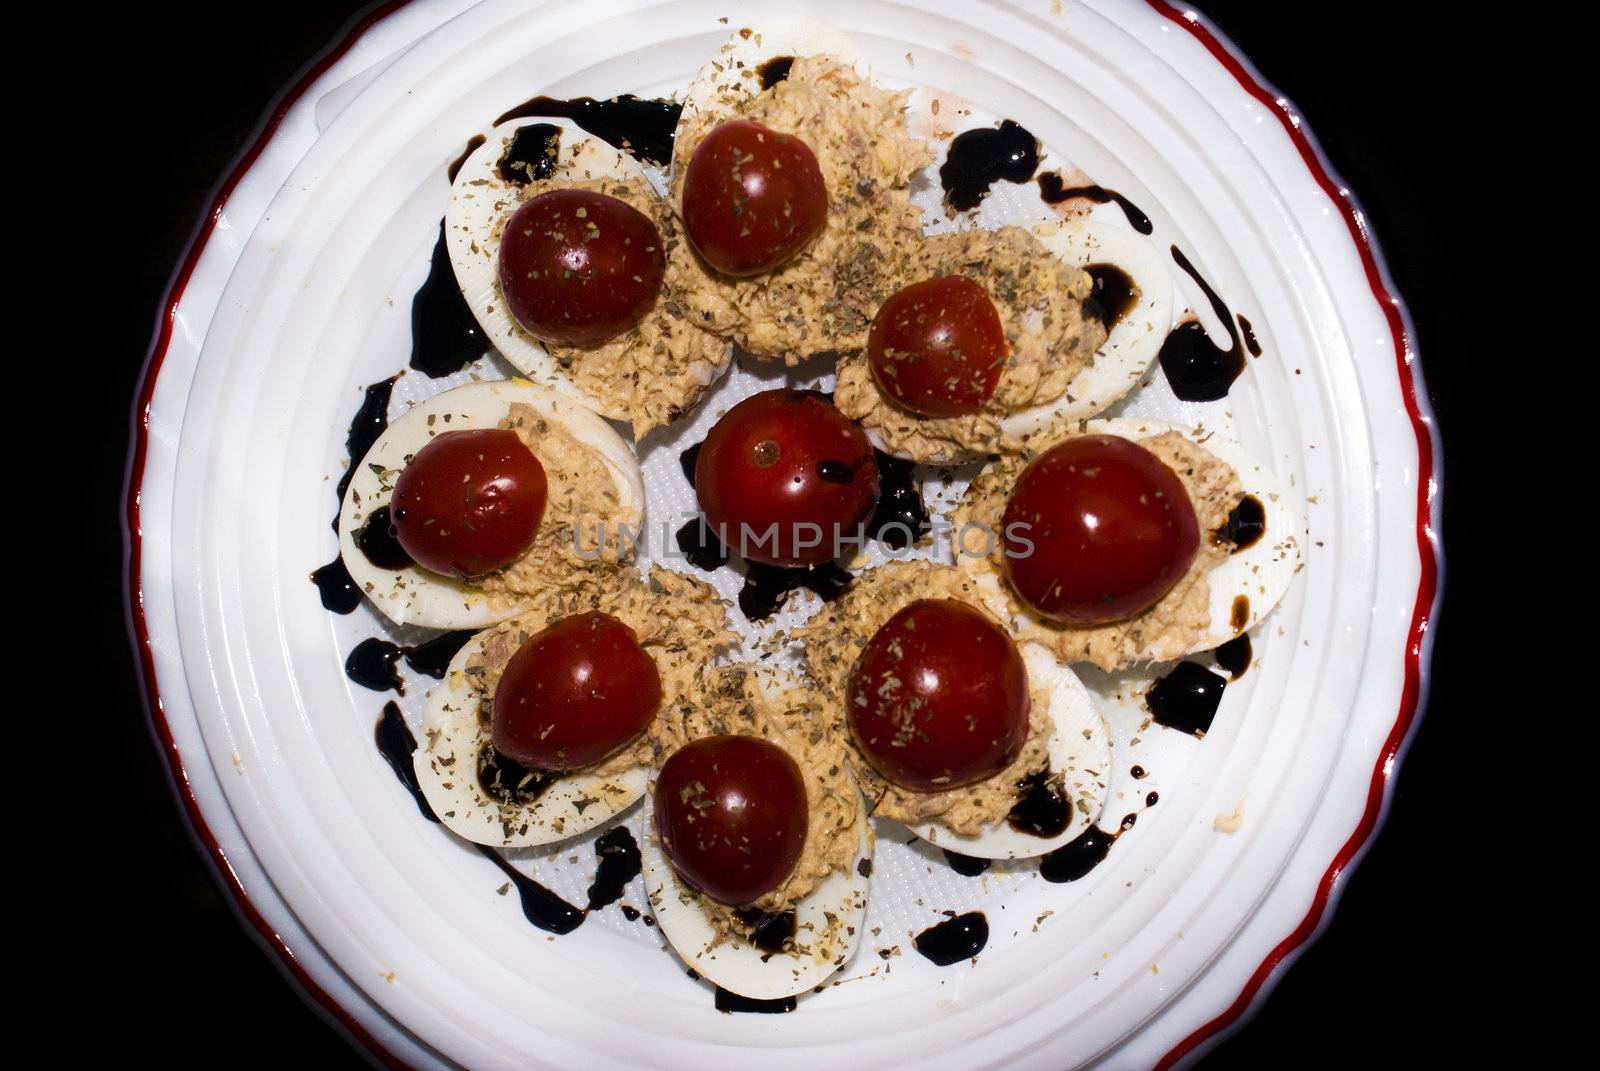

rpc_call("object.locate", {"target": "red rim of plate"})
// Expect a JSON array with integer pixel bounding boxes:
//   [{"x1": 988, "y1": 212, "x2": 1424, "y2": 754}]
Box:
[{"x1": 121, "y1": 3, "x2": 1441, "y2": 1069}]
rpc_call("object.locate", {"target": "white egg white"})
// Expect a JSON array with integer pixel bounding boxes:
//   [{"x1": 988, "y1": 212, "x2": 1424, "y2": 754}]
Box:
[
  {"x1": 906, "y1": 644, "x2": 1111, "y2": 860},
  {"x1": 410, "y1": 629, "x2": 648, "y2": 848},
  {"x1": 641, "y1": 794, "x2": 872, "y2": 1001},
  {"x1": 999, "y1": 220, "x2": 1175, "y2": 440},
  {"x1": 444, "y1": 120, "x2": 659, "y2": 420},
  {"x1": 337, "y1": 379, "x2": 643, "y2": 630},
  {"x1": 1088, "y1": 417, "x2": 1299, "y2": 650},
  {"x1": 672, "y1": 18, "x2": 872, "y2": 154}
]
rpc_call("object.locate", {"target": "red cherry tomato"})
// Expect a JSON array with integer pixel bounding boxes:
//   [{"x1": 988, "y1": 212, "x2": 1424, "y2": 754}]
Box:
[
  {"x1": 1002, "y1": 435, "x2": 1200, "y2": 626},
  {"x1": 694, "y1": 390, "x2": 879, "y2": 567},
  {"x1": 391, "y1": 428, "x2": 546, "y2": 579},
  {"x1": 654, "y1": 735, "x2": 809, "y2": 905},
  {"x1": 681, "y1": 120, "x2": 828, "y2": 276},
  {"x1": 847, "y1": 599, "x2": 1030, "y2": 792},
  {"x1": 491, "y1": 611, "x2": 662, "y2": 771},
  {"x1": 497, "y1": 189, "x2": 665, "y2": 347},
  {"x1": 867, "y1": 276, "x2": 1008, "y2": 418}
]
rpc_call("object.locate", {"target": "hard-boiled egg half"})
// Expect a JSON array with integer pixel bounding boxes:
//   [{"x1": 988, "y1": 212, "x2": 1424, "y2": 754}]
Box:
[
  {"x1": 906, "y1": 644, "x2": 1112, "y2": 860},
  {"x1": 998, "y1": 221, "x2": 1175, "y2": 441},
  {"x1": 445, "y1": 119, "x2": 731, "y2": 430},
  {"x1": 412, "y1": 627, "x2": 648, "y2": 848},
  {"x1": 641, "y1": 667, "x2": 871, "y2": 1001},
  {"x1": 337, "y1": 379, "x2": 642, "y2": 630},
  {"x1": 959, "y1": 416, "x2": 1300, "y2": 669}
]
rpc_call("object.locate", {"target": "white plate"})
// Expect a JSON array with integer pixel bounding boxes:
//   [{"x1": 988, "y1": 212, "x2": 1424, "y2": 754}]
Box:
[{"x1": 128, "y1": 2, "x2": 1441, "y2": 1068}]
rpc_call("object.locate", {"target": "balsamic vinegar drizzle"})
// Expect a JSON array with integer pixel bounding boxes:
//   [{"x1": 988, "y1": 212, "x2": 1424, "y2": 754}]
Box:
[
  {"x1": 410, "y1": 222, "x2": 487, "y2": 378},
  {"x1": 586, "y1": 827, "x2": 643, "y2": 911},
  {"x1": 756, "y1": 55, "x2": 796, "y2": 90},
  {"x1": 1036, "y1": 172, "x2": 1154, "y2": 236},
  {"x1": 478, "y1": 744, "x2": 558, "y2": 805},
  {"x1": 943, "y1": 850, "x2": 992, "y2": 877},
  {"x1": 333, "y1": 374, "x2": 399, "y2": 527},
  {"x1": 1237, "y1": 314, "x2": 1262, "y2": 357},
  {"x1": 1006, "y1": 769, "x2": 1072, "y2": 838},
  {"x1": 1084, "y1": 263, "x2": 1139, "y2": 333},
  {"x1": 1213, "y1": 634, "x2": 1252, "y2": 680},
  {"x1": 375, "y1": 704, "x2": 585, "y2": 934},
  {"x1": 355, "y1": 505, "x2": 412, "y2": 569},
  {"x1": 914, "y1": 911, "x2": 990, "y2": 965},
  {"x1": 735, "y1": 908, "x2": 799, "y2": 955},
  {"x1": 310, "y1": 558, "x2": 362, "y2": 614},
  {"x1": 674, "y1": 440, "x2": 929, "y2": 621},
  {"x1": 344, "y1": 630, "x2": 477, "y2": 694},
  {"x1": 1216, "y1": 494, "x2": 1266, "y2": 552},
  {"x1": 1158, "y1": 247, "x2": 1246, "y2": 402},
  {"x1": 493, "y1": 95, "x2": 682, "y2": 167},
  {"x1": 1146, "y1": 661, "x2": 1228, "y2": 737},
  {"x1": 496, "y1": 123, "x2": 561, "y2": 184},
  {"x1": 940, "y1": 120, "x2": 1040, "y2": 212},
  {"x1": 715, "y1": 988, "x2": 797, "y2": 1014},
  {"x1": 1039, "y1": 825, "x2": 1118, "y2": 883}
]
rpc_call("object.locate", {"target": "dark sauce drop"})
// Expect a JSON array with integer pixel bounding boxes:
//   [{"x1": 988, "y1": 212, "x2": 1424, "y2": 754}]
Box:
[
  {"x1": 715, "y1": 988, "x2": 796, "y2": 1014},
  {"x1": 1007, "y1": 769, "x2": 1072, "y2": 839},
  {"x1": 497, "y1": 123, "x2": 561, "y2": 184},
  {"x1": 1084, "y1": 263, "x2": 1139, "y2": 333},
  {"x1": 1158, "y1": 247, "x2": 1245, "y2": 401},
  {"x1": 1216, "y1": 495, "x2": 1266, "y2": 552},
  {"x1": 346, "y1": 638, "x2": 406, "y2": 694},
  {"x1": 333, "y1": 374, "x2": 399, "y2": 529},
  {"x1": 1119, "y1": 812, "x2": 1138, "y2": 832},
  {"x1": 943, "y1": 850, "x2": 992, "y2": 877},
  {"x1": 1213, "y1": 634, "x2": 1252, "y2": 680},
  {"x1": 1146, "y1": 661, "x2": 1227, "y2": 737},
  {"x1": 404, "y1": 630, "x2": 475, "y2": 679},
  {"x1": 376, "y1": 702, "x2": 437, "y2": 822},
  {"x1": 447, "y1": 134, "x2": 486, "y2": 183},
  {"x1": 355, "y1": 505, "x2": 413, "y2": 569},
  {"x1": 410, "y1": 222, "x2": 487, "y2": 378},
  {"x1": 586, "y1": 827, "x2": 643, "y2": 911},
  {"x1": 1036, "y1": 173, "x2": 1154, "y2": 235},
  {"x1": 740, "y1": 561, "x2": 854, "y2": 621},
  {"x1": 374, "y1": 704, "x2": 584, "y2": 934},
  {"x1": 679, "y1": 440, "x2": 703, "y2": 486},
  {"x1": 620, "y1": 905, "x2": 642, "y2": 921},
  {"x1": 757, "y1": 55, "x2": 795, "y2": 89},
  {"x1": 735, "y1": 909, "x2": 798, "y2": 956},
  {"x1": 311, "y1": 557, "x2": 362, "y2": 614},
  {"x1": 1039, "y1": 825, "x2": 1118, "y2": 883},
  {"x1": 914, "y1": 912, "x2": 989, "y2": 965},
  {"x1": 1130, "y1": 765, "x2": 1147, "y2": 780},
  {"x1": 1146, "y1": 791, "x2": 1160, "y2": 807},
  {"x1": 475, "y1": 845, "x2": 585, "y2": 935},
  {"x1": 674, "y1": 517, "x2": 731, "y2": 573},
  {"x1": 940, "y1": 120, "x2": 1039, "y2": 212},
  {"x1": 478, "y1": 744, "x2": 559, "y2": 806},
  {"x1": 494, "y1": 95, "x2": 682, "y2": 166},
  {"x1": 869, "y1": 450, "x2": 930, "y2": 550},
  {"x1": 1231, "y1": 595, "x2": 1251, "y2": 634},
  {"x1": 1237, "y1": 314, "x2": 1262, "y2": 357}
]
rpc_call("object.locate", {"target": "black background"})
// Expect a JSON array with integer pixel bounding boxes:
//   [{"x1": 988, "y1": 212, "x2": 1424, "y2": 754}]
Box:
[{"x1": 95, "y1": 2, "x2": 1481, "y2": 1066}]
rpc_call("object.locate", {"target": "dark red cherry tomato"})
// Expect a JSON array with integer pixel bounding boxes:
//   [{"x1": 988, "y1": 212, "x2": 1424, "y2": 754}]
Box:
[
  {"x1": 867, "y1": 276, "x2": 1008, "y2": 418},
  {"x1": 491, "y1": 611, "x2": 662, "y2": 771},
  {"x1": 681, "y1": 120, "x2": 828, "y2": 276},
  {"x1": 497, "y1": 189, "x2": 665, "y2": 347},
  {"x1": 1002, "y1": 435, "x2": 1200, "y2": 626},
  {"x1": 391, "y1": 428, "x2": 546, "y2": 579},
  {"x1": 847, "y1": 599, "x2": 1030, "y2": 792},
  {"x1": 694, "y1": 390, "x2": 879, "y2": 567},
  {"x1": 654, "y1": 735, "x2": 809, "y2": 905}
]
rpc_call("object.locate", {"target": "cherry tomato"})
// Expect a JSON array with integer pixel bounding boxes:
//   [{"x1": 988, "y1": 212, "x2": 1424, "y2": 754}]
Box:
[
  {"x1": 847, "y1": 599, "x2": 1030, "y2": 792},
  {"x1": 491, "y1": 611, "x2": 662, "y2": 771},
  {"x1": 654, "y1": 735, "x2": 809, "y2": 905},
  {"x1": 1002, "y1": 435, "x2": 1200, "y2": 626},
  {"x1": 497, "y1": 189, "x2": 665, "y2": 347},
  {"x1": 391, "y1": 428, "x2": 546, "y2": 579},
  {"x1": 681, "y1": 120, "x2": 828, "y2": 276},
  {"x1": 694, "y1": 390, "x2": 879, "y2": 567},
  {"x1": 867, "y1": 276, "x2": 1008, "y2": 418}
]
